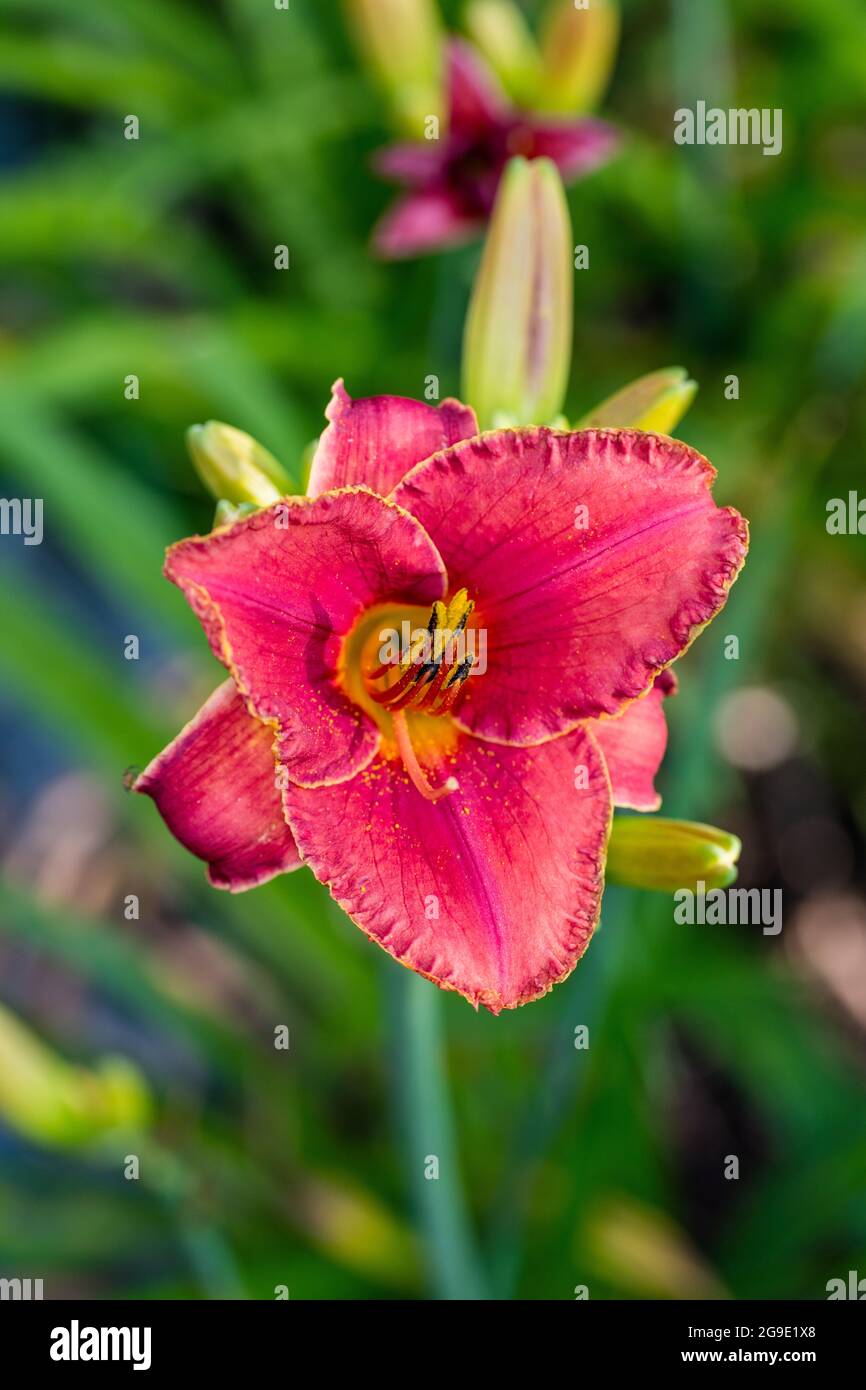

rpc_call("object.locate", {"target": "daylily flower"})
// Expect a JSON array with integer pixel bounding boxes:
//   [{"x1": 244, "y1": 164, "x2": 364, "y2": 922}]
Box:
[
  {"x1": 134, "y1": 382, "x2": 748, "y2": 1013},
  {"x1": 372, "y1": 38, "x2": 618, "y2": 258}
]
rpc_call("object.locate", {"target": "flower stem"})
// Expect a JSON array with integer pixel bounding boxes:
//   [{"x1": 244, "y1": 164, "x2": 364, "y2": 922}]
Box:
[{"x1": 390, "y1": 970, "x2": 488, "y2": 1300}]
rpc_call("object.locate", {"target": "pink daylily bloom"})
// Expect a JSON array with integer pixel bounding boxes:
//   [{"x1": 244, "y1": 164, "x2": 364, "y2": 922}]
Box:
[
  {"x1": 135, "y1": 679, "x2": 302, "y2": 891},
  {"x1": 136, "y1": 384, "x2": 747, "y2": 1012},
  {"x1": 372, "y1": 40, "x2": 619, "y2": 258},
  {"x1": 590, "y1": 670, "x2": 677, "y2": 814}
]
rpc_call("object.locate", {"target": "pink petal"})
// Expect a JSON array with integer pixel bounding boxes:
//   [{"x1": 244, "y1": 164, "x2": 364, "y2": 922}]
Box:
[
  {"x1": 307, "y1": 380, "x2": 478, "y2": 499},
  {"x1": 589, "y1": 670, "x2": 677, "y2": 812},
  {"x1": 134, "y1": 680, "x2": 300, "y2": 891},
  {"x1": 165, "y1": 489, "x2": 447, "y2": 788},
  {"x1": 393, "y1": 429, "x2": 748, "y2": 744},
  {"x1": 372, "y1": 187, "x2": 482, "y2": 259},
  {"x1": 283, "y1": 727, "x2": 611, "y2": 1013},
  {"x1": 372, "y1": 142, "x2": 446, "y2": 186},
  {"x1": 447, "y1": 39, "x2": 507, "y2": 135},
  {"x1": 515, "y1": 116, "x2": 620, "y2": 180}
]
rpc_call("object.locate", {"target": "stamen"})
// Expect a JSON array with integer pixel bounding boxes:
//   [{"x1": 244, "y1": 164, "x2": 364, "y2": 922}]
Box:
[
  {"x1": 428, "y1": 656, "x2": 475, "y2": 716},
  {"x1": 368, "y1": 662, "x2": 425, "y2": 707},
  {"x1": 364, "y1": 590, "x2": 477, "y2": 718},
  {"x1": 414, "y1": 654, "x2": 456, "y2": 710},
  {"x1": 391, "y1": 709, "x2": 458, "y2": 802}
]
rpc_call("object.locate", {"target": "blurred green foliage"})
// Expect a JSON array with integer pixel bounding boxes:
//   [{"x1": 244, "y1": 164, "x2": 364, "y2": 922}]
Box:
[{"x1": 0, "y1": 0, "x2": 865, "y2": 1300}]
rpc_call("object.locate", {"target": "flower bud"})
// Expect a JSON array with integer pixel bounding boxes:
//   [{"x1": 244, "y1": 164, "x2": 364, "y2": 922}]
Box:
[
  {"x1": 186, "y1": 421, "x2": 289, "y2": 507},
  {"x1": 538, "y1": 0, "x2": 620, "y2": 115},
  {"x1": 464, "y1": 0, "x2": 542, "y2": 107},
  {"x1": 462, "y1": 156, "x2": 572, "y2": 429},
  {"x1": 606, "y1": 817, "x2": 741, "y2": 893},
  {"x1": 579, "y1": 366, "x2": 697, "y2": 434},
  {"x1": 344, "y1": 0, "x2": 443, "y2": 139}
]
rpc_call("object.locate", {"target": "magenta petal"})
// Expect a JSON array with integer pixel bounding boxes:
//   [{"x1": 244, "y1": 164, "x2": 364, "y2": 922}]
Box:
[
  {"x1": 394, "y1": 429, "x2": 748, "y2": 744},
  {"x1": 283, "y1": 727, "x2": 611, "y2": 1012},
  {"x1": 165, "y1": 490, "x2": 447, "y2": 787},
  {"x1": 589, "y1": 670, "x2": 676, "y2": 812},
  {"x1": 372, "y1": 187, "x2": 482, "y2": 259},
  {"x1": 134, "y1": 680, "x2": 300, "y2": 891},
  {"x1": 372, "y1": 141, "x2": 447, "y2": 186},
  {"x1": 307, "y1": 380, "x2": 478, "y2": 499},
  {"x1": 517, "y1": 116, "x2": 620, "y2": 180},
  {"x1": 447, "y1": 39, "x2": 507, "y2": 134}
]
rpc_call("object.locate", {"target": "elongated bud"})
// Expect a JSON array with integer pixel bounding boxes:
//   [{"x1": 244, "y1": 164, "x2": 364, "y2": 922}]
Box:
[
  {"x1": 0, "y1": 1003, "x2": 151, "y2": 1149},
  {"x1": 579, "y1": 366, "x2": 698, "y2": 434},
  {"x1": 586, "y1": 1197, "x2": 728, "y2": 1301},
  {"x1": 606, "y1": 817, "x2": 741, "y2": 892},
  {"x1": 344, "y1": 0, "x2": 443, "y2": 138},
  {"x1": 464, "y1": 0, "x2": 542, "y2": 107},
  {"x1": 538, "y1": 0, "x2": 620, "y2": 114},
  {"x1": 186, "y1": 421, "x2": 289, "y2": 507},
  {"x1": 462, "y1": 156, "x2": 572, "y2": 429}
]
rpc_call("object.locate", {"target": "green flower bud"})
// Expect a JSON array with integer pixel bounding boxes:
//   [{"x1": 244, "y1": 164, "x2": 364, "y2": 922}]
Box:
[
  {"x1": 464, "y1": 0, "x2": 542, "y2": 107},
  {"x1": 538, "y1": 0, "x2": 620, "y2": 115},
  {"x1": 606, "y1": 817, "x2": 742, "y2": 893},
  {"x1": 186, "y1": 421, "x2": 289, "y2": 508},
  {"x1": 579, "y1": 366, "x2": 697, "y2": 434},
  {"x1": 344, "y1": 0, "x2": 443, "y2": 139},
  {"x1": 462, "y1": 156, "x2": 573, "y2": 430}
]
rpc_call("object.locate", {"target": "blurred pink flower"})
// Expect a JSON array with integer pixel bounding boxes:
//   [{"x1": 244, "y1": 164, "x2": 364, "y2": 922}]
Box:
[{"x1": 372, "y1": 40, "x2": 618, "y2": 258}]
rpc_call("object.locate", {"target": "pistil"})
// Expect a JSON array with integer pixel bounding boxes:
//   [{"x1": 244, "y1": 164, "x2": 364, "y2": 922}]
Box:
[{"x1": 391, "y1": 709, "x2": 459, "y2": 802}]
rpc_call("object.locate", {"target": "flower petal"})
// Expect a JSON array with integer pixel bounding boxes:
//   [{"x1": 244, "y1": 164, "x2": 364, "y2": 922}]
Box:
[
  {"x1": 372, "y1": 141, "x2": 446, "y2": 186},
  {"x1": 393, "y1": 428, "x2": 748, "y2": 743},
  {"x1": 589, "y1": 670, "x2": 676, "y2": 812},
  {"x1": 283, "y1": 726, "x2": 612, "y2": 1013},
  {"x1": 372, "y1": 187, "x2": 481, "y2": 259},
  {"x1": 517, "y1": 115, "x2": 619, "y2": 180},
  {"x1": 447, "y1": 38, "x2": 507, "y2": 135},
  {"x1": 134, "y1": 680, "x2": 300, "y2": 891},
  {"x1": 165, "y1": 489, "x2": 447, "y2": 787},
  {"x1": 307, "y1": 379, "x2": 478, "y2": 499}
]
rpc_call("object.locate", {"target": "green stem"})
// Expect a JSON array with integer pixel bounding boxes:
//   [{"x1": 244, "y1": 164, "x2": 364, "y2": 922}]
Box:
[
  {"x1": 486, "y1": 889, "x2": 628, "y2": 1297},
  {"x1": 390, "y1": 970, "x2": 488, "y2": 1300}
]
